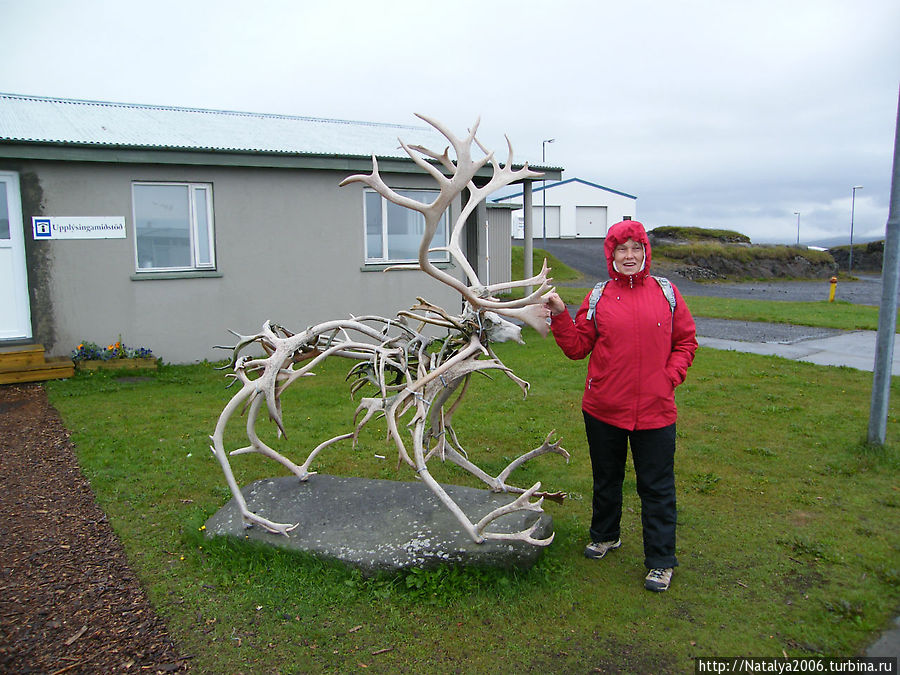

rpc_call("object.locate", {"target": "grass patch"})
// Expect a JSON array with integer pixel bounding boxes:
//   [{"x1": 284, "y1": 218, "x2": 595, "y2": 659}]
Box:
[
  {"x1": 46, "y1": 332, "x2": 900, "y2": 673},
  {"x1": 653, "y1": 242, "x2": 834, "y2": 266},
  {"x1": 682, "y1": 296, "x2": 898, "y2": 332},
  {"x1": 552, "y1": 288, "x2": 898, "y2": 333},
  {"x1": 650, "y1": 226, "x2": 751, "y2": 244},
  {"x1": 511, "y1": 245, "x2": 583, "y2": 284}
]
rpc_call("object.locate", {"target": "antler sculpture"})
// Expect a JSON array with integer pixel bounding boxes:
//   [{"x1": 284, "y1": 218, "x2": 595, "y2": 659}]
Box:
[{"x1": 210, "y1": 115, "x2": 569, "y2": 546}]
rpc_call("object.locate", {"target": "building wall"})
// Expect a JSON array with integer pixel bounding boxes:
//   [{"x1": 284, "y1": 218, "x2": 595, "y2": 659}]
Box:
[
  {"x1": 485, "y1": 207, "x2": 513, "y2": 288},
  {"x1": 6, "y1": 160, "x2": 465, "y2": 363}
]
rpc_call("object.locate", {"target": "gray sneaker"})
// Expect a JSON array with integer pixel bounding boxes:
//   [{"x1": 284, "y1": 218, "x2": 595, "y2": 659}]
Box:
[
  {"x1": 644, "y1": 567, "x2": 673, "y2": 592},
  {"x1": 583, "y1": 539, "x2": 621, "y2": 559}
]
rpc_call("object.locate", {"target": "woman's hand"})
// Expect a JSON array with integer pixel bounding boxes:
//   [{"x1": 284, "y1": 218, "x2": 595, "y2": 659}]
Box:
[{"x1": 543, "y1": 292, "x2": 567, "y2": 317}]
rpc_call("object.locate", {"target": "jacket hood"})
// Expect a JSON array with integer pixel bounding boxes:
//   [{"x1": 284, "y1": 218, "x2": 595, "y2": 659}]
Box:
[{"x1": 604, "y1": 220, "x2": 651, "y2": 282}]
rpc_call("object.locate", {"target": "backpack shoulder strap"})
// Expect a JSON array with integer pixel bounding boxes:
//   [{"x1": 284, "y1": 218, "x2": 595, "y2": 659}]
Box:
[
  {"x1": 587, "y1": 277, "x2": 675, "y2": 320},
  {"x1": 586, "y1": 280, "x2": 608, "y2": 320},
  {"x1": 652, "y1": 276, "x2": 677, "y2": 314}
]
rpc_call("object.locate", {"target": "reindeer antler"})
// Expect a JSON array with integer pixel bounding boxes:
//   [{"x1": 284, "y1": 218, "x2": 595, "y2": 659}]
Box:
[
  {"x1": 210, "y1": 116, "x2": 568, "y2": 547},
  {"x1": 340, "y1": 115, "x2": 555, "y2": 334}
]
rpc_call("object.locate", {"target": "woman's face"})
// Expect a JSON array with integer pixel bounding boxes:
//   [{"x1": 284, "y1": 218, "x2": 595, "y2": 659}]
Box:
[{"x1": 613, "y1": 238, "x2": 645, "y2": 275}]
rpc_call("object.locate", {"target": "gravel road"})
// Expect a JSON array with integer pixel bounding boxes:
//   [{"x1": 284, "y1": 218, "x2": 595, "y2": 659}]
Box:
[{"x1": 535, "y1": 238, "x2": 890, "y2": 344}]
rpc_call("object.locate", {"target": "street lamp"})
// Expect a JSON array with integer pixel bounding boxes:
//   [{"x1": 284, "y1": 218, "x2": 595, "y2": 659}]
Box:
[
  {"x1": 794, "y1": 211, "x2": 801, "y2": 246},
  {"x1": 849, "y1": 185, "x2": 864, "y2": 276},
  {"x1": 542, "y1": 138, "x2": 555, "y2": 245}
]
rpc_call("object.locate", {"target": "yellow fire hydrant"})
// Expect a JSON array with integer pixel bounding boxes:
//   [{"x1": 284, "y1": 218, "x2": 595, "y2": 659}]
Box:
[{"x1": 829, "y1": 276, "x2": 838, "y2": 302}]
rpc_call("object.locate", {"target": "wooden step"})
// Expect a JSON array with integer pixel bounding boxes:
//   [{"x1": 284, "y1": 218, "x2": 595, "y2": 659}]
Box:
[
  {"x1": 0, "y1": 345, "x2": 75, "y2": 385},
  {"x1": 0, "y1": 344, "x2": 47, "y2": 370}
]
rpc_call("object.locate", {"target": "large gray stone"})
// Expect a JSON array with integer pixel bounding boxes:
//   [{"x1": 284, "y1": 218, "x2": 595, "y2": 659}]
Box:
[{"x1": 204, "y1": 474, "x2": 553, "y2": 575}]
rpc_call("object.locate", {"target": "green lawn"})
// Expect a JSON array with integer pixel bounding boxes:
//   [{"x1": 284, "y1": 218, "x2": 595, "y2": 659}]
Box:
[
  {"x1": 45, "y1": 318, "x2": 900, "y2": 673},
  {"x1": 511, "y1": 245, "x2": 585, "y2": 284},
  {"x1": 681, "y1": 296, "x2": 890, "y2": 331}
]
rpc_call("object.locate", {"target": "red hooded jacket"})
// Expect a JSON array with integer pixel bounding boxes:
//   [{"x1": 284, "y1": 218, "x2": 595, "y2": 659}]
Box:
[{"x1": 549, "y1": 220, "x2": 697, "y2": 430}]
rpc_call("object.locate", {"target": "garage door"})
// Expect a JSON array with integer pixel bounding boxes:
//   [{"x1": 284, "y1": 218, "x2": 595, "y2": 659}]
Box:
[{"x1": 576, "y1": 206, "x2": 607, "y2": 238}]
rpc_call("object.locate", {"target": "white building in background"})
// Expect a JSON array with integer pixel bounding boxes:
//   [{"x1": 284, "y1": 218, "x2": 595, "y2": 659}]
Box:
[{"x1": 491, "y1": 177, "x2": 637, "y2": 239}]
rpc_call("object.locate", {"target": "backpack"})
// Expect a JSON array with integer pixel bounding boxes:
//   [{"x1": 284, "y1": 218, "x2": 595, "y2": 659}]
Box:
[{"x1": 585, "y1": 276, "x2": 677, "y2": 321}]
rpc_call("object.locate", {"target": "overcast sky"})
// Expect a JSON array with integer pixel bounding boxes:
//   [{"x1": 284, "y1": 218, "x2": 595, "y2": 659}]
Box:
[{"x1": 1, "y1": 0, "x2": 898, "y2": 244}]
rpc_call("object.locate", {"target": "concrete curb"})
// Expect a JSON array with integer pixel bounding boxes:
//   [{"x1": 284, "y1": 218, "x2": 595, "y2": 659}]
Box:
[{"x1": 698, "y1": 330, "x2": 900, "y2": 375}]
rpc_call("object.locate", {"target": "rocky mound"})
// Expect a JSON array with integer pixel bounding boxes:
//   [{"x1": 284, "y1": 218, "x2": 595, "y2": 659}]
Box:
[
  {"x1": 647, "y1": 228, "x2": 838, "y2": 281},
  {"x1": 829, "y1": 241, "x2": 884, "y2": 273},
  {"x1": 670, "y1": 253, "x2": 837, "y2": 281}
]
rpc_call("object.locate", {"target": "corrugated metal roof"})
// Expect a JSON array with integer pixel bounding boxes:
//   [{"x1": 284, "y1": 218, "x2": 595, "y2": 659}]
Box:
[{"x1": 0, "y1": 92, "x2": 447, "y2": 159}]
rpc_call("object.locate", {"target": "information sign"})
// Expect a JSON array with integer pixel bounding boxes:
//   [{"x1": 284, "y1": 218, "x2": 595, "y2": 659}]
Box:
[{"x1": 32, "y1": 216, "x2": 126, "y2": 240}]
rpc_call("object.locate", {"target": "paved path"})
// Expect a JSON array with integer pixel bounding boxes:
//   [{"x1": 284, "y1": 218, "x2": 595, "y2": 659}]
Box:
[{"x1": 694, "y1": 318, "x2": 900, "y2": 375}]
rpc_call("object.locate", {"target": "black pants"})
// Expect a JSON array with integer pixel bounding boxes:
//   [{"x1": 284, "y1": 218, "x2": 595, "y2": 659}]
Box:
[{"x1": 583, "y1": 412, "x2": 678, "y2": 569}]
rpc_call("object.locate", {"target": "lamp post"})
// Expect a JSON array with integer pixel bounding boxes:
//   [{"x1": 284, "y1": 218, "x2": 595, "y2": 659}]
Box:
[
  {"x1": 794, "y1": 211, "x2": 801, "y2": 246},
  {"x1": 849, "y1": 185, "x2": 863, "y2": 276},
  {"x1": 542, "y1": 138, "x2": 555, "y2": 245}
]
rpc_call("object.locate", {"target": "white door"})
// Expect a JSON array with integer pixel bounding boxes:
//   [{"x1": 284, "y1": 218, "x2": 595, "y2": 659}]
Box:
[
  {"x1": 0, "y1": 172, "x2": 32, "y2": 340},
  {"x1": 576, "y1": 206, "x2": 608, "y2": 238}
]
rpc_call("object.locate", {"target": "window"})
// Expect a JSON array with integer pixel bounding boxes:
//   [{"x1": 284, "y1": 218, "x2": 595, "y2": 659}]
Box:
[
  {"x1": 0, "y1": 183, "x2": 9, "y2": 239},
  {"x1": 133, "y1": 182, "x2": 215, "y2": 271},
  {"x1": 364, "y1": 189, "x2": 449, "y2": 263}
]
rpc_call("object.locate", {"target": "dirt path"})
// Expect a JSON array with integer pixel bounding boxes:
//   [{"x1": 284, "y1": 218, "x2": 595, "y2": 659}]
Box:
[{"x1": 0, "y1": 383, "x2": 189, "y2": 674}]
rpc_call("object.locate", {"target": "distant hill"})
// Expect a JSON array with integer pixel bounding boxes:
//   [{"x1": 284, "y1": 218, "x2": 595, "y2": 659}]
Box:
[
  {"x1": 650, "y1": 226, "x2": 884, "y2": 253},
  {"x1": 647, "y1": 225, "x2": 837, "y2": 280},
  {"x1": 649, "y1": 226, "x2": 750, "y2": 244},
  {"x1": 643, "y1": 225, "x2": 889, "y2": 277}
]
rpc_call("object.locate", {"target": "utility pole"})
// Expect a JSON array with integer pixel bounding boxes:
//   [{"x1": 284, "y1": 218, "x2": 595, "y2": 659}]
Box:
[
  {"x1": 849, "y1": 185, "x2": 863, "y2": 276},
  {"x1": 542, "y1": 138, "x2": 554, "y2": 246},
  {"x1": 868, "y1": 88, "x2": 900, "y2": 445},
  {"x1": 523, "y1": 181, "x2": 534, "y2": 296}
]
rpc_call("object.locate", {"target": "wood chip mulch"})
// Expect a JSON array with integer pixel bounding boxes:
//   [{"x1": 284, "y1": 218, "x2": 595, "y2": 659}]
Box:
[{"x1": 0, "y1": 383, "x2": 190, "y2": 674}]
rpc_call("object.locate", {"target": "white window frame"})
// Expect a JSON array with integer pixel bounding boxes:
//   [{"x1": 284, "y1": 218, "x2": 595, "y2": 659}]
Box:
[
  {"x1": 363, "y1": 188, "x2": 450, "y2": 264},
  {"x1": 132, "y1": 181, "x2": 216, "y2": 272}
]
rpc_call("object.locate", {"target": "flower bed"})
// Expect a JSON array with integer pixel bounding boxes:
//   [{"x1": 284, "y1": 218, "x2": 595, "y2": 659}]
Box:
[
  {"x1": 76, "y1": 358, "x2": 157, "y2": 371},
  {"x1": 72, "y1": 340, "x2": 157, "y2": 370}
]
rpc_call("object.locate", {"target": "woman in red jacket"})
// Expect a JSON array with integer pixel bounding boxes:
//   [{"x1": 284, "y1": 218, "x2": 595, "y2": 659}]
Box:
[{"x1": 543, "y1": 220, "x2": 697, "y2": 592}]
